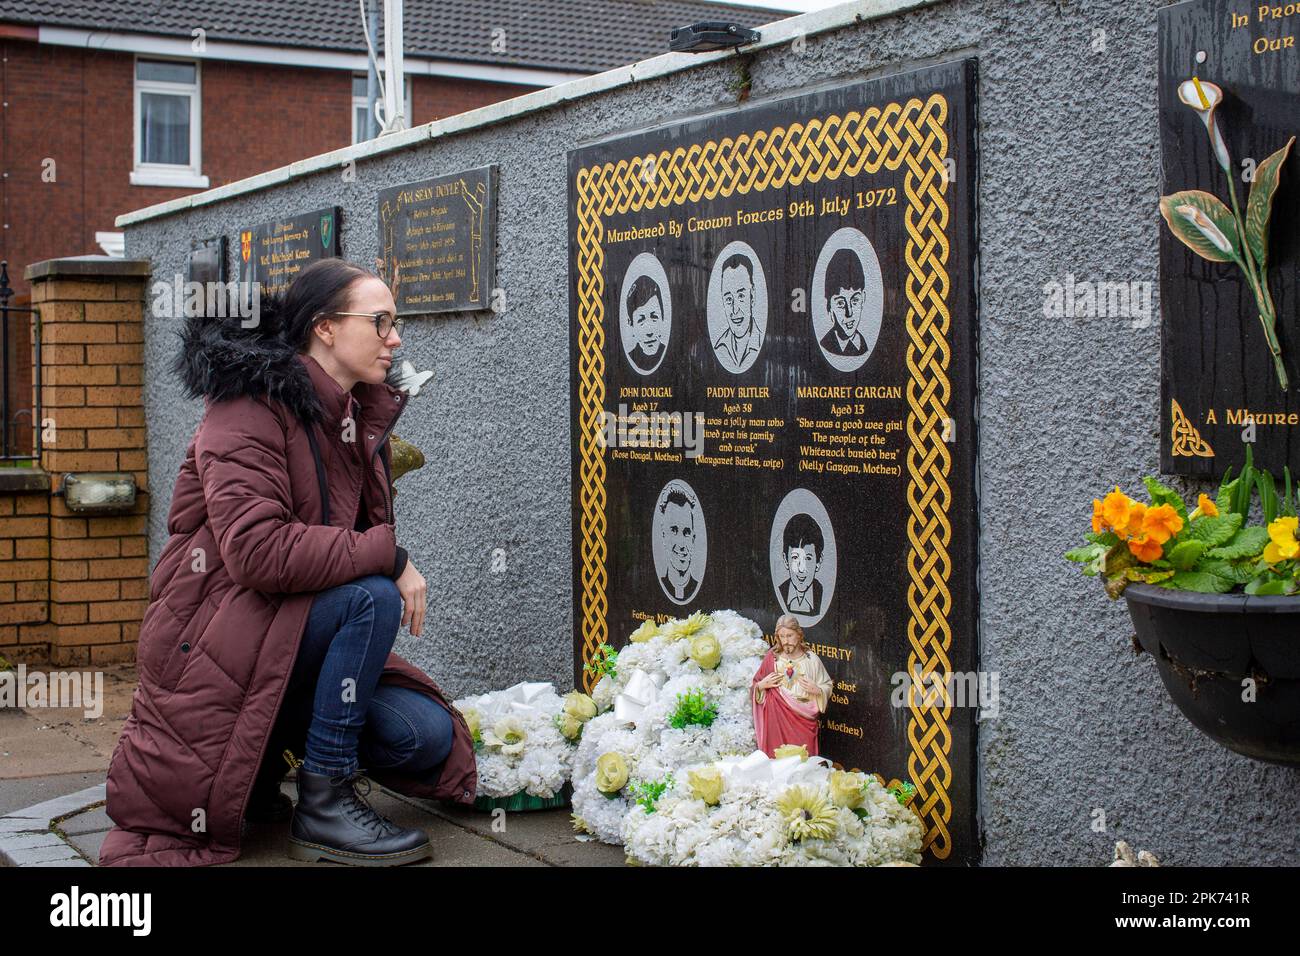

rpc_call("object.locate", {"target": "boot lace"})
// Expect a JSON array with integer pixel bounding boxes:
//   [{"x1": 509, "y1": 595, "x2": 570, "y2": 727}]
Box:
[{"x1": 328, "y1": 769, "x2": 401, "y2": 835}]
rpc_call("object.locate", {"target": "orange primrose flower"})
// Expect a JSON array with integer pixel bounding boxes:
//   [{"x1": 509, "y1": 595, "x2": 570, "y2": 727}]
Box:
[
  {"x1": 1123, "y1": 501, "x2": 1148, "y2": 540},
  {"x1": 1091, "y1": 499, "x2": 1105, "y2": 534},
  {"x1": 1101, "y1": 488, "x2": 1133, "y2": 536},
  {"x1": 1142, "y1": 503, "x2": 1184, "y2": 545},
  {"x1": 1128, "y1": 533, "x2": 1164, "y2": 563},
  {"x1": 1196, "y1": 494, "x2": 1218, "y2": 518}
]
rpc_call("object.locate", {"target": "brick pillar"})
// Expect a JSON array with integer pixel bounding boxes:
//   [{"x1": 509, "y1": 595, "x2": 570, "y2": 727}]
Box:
[{"x1": 3, "y1": 256, "x2": 154, "y2": 667}]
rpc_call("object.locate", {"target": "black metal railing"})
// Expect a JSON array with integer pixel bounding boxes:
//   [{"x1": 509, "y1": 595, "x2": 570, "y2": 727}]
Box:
[{"x1": 0, "y1": 260, "x2": 41, "y2": 464}]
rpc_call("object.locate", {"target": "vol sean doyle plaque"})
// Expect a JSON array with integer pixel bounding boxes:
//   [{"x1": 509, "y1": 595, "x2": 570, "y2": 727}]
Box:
[{"x1": 377, "y1": 165, "x2": 498, "y2": 315}]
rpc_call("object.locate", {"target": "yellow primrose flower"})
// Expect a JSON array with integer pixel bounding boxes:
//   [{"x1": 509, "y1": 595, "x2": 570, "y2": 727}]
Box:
[
  {"x1": 829, "y1": 771, "x2": 867, "y2": 810},
  {"x1": 775, "y1": 786, "x2": 838, "y2": 842},
  {"x1": 595, "y1": 752, "x2": 629, "y2": 794},
  {"x1": 628, "y1": 619, "x2": 660, "y2": 643},
  {"x1": 774, "y1": 743, "x2": 809, "y2": 761},
  {"x1": 1197, "y1": 494, "x2": 1218, "y2": 518},
  {"x1": 689, "y1": 633, "x2": 722, "y2": 670},
  {"x1": 1142, "y1": 503, "x2": 1184, "y2": 545},
  {"x1": 1263, "y1": 517, "x2": 1300, "y2": 565},
  {"x1": 687, "y1": 766, "x2": 724, "y2": 806},
  {"x1": 1102, "y1": 488, "x2": 1133, "y2": 536}
]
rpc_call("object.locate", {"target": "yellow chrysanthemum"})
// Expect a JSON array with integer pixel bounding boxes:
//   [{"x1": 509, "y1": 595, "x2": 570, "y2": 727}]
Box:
[
  {"x1": 775, "y1": 786, "x2": 838, "y2": 842},
  {"x1": 1142, "y1": 503, "x2": 1184, "y2": 545},
  {"x1": 773, "y1": 743, "x2": 809, "y2": 761},
  {"x1": 664, "y1": 611, "x2": 712, "y2": 641},
  {"x1": 1263, "y1": 517, "x2": 1300, "y2": 565}
]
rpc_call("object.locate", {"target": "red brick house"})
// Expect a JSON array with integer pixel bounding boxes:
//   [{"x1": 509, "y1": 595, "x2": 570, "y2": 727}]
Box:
[
  {"x1": 0, "y1": 0, "x2": 783, "y2": 291},
  {"x1": 0, "y1": 0, "x2": 786, "y2": 461}
]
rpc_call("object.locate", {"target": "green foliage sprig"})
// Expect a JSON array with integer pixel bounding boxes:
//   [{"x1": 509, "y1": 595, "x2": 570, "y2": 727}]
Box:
[
  {"x1": 583, "y1": 642, "x2": 618, "y2": 682},
  {"x1": 668, "y1": 689, "x2": 717, "y2": 729},
  {"x1": 629, "y1": 773, "x2": 676, "y2": 815}
]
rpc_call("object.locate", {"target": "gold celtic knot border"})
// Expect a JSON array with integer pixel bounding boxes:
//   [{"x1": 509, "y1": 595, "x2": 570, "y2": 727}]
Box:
[{"x1": 573, "y1": 92, "x2": 957, "y2": 859}]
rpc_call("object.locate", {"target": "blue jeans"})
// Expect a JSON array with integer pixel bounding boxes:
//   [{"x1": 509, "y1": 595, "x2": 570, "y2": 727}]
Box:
[{"x1": 270, "y1": 575, "x2": 453, "y2": 779}]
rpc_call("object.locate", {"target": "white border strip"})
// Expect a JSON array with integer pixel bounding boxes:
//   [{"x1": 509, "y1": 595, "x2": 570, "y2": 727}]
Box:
[
  {"x1": 115, "y1": 0, "x2": 943, "y2": 227},
  {"x1": 39, "y1": 26, "x2": 585, "y2": 88}
]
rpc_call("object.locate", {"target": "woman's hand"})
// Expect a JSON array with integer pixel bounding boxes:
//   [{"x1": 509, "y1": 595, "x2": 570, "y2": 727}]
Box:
[{"x1": 395, "y1": 559, "x2": 427, "y2": 637}]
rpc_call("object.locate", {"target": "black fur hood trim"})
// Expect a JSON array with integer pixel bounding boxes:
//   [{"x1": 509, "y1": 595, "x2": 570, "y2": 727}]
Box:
[{"x1": 171, "y1": 293, "x2": 326, "y2": 425}]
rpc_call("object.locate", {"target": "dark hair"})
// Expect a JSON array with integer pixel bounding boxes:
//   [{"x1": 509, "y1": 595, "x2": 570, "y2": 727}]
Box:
[
  {"x1": 625, "y1": 275, "x2": 663, "y2": 326},
  {"x1": 719, "y1": 253, "x2": 753, "y2": 285},
  {"x1": 825, "y1": 248, "x2": 864, "y2": 299},
  {"x1": 783, "y1": 513, "x2": 823, "y2": 562},
  {"x1": 278, "y1": 258, "x2": 378, "y2": 352},
  {"x1": 659, "y1": 488, "x2": 695, "y2": 516}
]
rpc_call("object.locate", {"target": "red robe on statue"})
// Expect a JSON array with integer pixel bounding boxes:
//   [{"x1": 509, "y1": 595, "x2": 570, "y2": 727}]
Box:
[{"x1": 751, "y1": 650, "x2": 823, "y2": 757}]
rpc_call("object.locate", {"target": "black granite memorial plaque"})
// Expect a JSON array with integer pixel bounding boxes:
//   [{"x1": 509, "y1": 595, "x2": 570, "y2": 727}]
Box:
[
  {"x1": 377, "y1": 165, "x2": 498, "y2": 314},
  {"x1": 237, "y1": 206, "x2": 342, "y2": 300},
  {"x1": 567, "y1": 59, "x2": 980, "y2": 863}
]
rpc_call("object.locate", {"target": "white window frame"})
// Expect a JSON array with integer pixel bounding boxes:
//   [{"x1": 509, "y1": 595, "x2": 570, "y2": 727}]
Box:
[
  {"x1": 351, "y1": 73, "x2": 412, "y2": 144},
  {"x1": 130, "y1": 56, "x2": 209, "y2": 188}
]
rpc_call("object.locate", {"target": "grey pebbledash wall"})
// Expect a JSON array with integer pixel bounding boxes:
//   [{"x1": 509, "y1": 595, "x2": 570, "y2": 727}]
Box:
[{"x1": 120, "y1": 0, "x2": 1300, "y2": 865}]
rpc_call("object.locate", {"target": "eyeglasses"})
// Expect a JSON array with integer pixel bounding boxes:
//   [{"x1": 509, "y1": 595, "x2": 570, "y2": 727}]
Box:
[{"x1": 314, "y1": 311, "x2": 404, "y2": 338}]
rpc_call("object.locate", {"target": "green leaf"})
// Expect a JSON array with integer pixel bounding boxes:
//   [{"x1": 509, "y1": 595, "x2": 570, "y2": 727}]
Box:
[
  {"x1": 1206, "y1": 525, "x2": 1271, "y2": 559},
  {"x1": 1244, "y1": 136, "x2": 1295, "y2": 269},
  {"x1": 1143, "y1": 476, "x2": 1188, "y2": 521},
  {"x1": 1065, "y1": 543, "x2": 1106, "y2": 575},
  {"x1": 1159, "y1": 190, "x2": 1241, "y2": 263},
  {"x1": 1124, "y1": 568, "x2": 1176, "y2": 584},
  {"x1": 1248, "y1": 579, "x2": 1288, "y2": 595},
  {"x1": 1163, "y1": 570, "x2": 1236, "y2": 593},
  {"x1": 1257, "y1": 470, "x2": 1279, "y2": 524},
  {"x1": 1168, "y1": 539, "x2": 1207, "y2": 571},
  {"x1": 1216, "y1": 471, "x2": 1239, "y2": 515},
  {"x1": 1085, "y1": 531, "x2": 1120, "y2": 547},
  {"x1": 1199, "y1": 559, "x2": 1258, "y2": 585},
  {"x1": 1235, "y1": 445, "x2": 1256, "y2": 517},
  {"x1": 1187, "y1": 512, "x2": 1244, "y2": 548}
]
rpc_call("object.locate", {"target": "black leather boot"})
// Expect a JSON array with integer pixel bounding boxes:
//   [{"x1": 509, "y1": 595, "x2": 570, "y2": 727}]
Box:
[{"x1": 287, "y1": 767, "x2": 432, "y2": 866}]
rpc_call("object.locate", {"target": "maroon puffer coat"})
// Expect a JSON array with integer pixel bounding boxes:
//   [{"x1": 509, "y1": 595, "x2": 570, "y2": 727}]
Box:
[{"x1": 99, "y1": 303, "x2": 475, "y2": 866}]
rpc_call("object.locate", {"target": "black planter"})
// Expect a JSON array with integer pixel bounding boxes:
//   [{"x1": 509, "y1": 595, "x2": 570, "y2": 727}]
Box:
[{"x1": 1123, "y1": 584, "x2": 1300, "y2": 766}]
